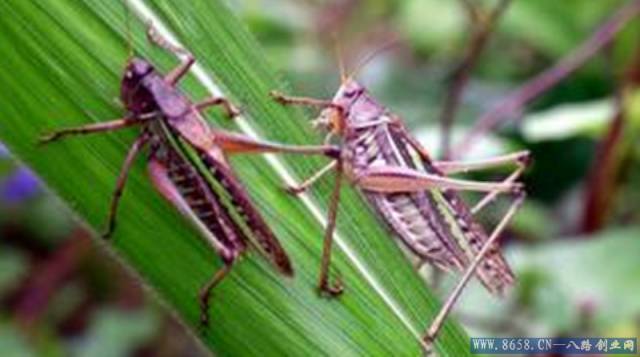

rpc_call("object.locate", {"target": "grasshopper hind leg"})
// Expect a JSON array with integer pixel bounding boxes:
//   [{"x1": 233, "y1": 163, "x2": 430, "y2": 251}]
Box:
[
  {"x1": 148, "y1": 156, "x2": 244, "y2": 329},
  {"x1": 198, "y1": 263, "x2": 233, "y2": 328},
  {"x1": 422, "y1": 191, "x2": 526, "y2": 348}
]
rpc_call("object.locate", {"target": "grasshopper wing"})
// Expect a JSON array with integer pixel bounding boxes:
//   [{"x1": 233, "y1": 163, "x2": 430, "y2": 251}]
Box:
[
  {"x1": 196, "y1": 149, "x2": 294, "y2": 276},
  {"x1": 165, "y1": 109, "x2": 294, "y2": 276},
  {"x1": 389, "y1": 125, "x2": 515, "y2": 294}
]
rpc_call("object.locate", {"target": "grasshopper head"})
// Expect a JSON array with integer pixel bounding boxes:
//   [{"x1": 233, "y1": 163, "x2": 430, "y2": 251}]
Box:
[
  {"x1": 313, "y1": 79, "x2": 364, "y2": 136},
  {"x1": 333, "y1": 78, "x2": 365, "y2": 108},
  {"x1": 121, "y1": 58, "x2": 156, "y2": 117},
  {"x1": 315, "y1": 40, "x2": 396, "y2": 134}
]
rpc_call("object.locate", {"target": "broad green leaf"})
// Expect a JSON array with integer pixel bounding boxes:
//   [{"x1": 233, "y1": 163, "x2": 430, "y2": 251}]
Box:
[{"x1": 0, "y1": 0, "x2": 469, "y2": 355}]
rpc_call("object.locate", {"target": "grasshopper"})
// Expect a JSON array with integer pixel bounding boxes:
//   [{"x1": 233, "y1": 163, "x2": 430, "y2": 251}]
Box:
[
  {"x1": 270, "y1": 56, "x2": 529, "y2": 345},
  {"x1": 39, "y1": 27, "x2": 337, "y2": 327}
]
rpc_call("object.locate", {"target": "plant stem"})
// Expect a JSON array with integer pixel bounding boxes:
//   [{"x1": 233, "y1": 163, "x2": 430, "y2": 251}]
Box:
[
  {"x1": 440, "y1": 0, "x2": 512, "y2": 158},
  {"x1": 453, "y1": 0, "x2": 640, "y2": 158}
]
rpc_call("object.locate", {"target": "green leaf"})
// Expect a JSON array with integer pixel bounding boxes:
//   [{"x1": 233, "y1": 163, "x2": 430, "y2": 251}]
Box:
[
  {"x1": 521, "y1": 99, "x2": 615, "y2": 142},
  {"x1": 514, "y1": 228, "x2": 640, "y2": 327},
  {"x1": 0, "y1": 0, "x2": 469, "y2": 355},
  {"x1": 75, "y1": 308, "x2": 159, "y2": 357},
  {"x1": 501, "y1": 0, "x2": 628, "y2": 57},
  {"x1": 458, "y1": 228, "x2": 640, "y2": 335},
  {"x1": 0, "y1": 322, "x2": 37, "y2": 357},
  {"x1": 399, "y1": 0, "x2": 466, "y2": 53}
]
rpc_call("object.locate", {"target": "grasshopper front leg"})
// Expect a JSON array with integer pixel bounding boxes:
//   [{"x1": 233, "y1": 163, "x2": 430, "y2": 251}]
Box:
[
  {"x1": 146, "y1": 24, "x2": 195, "y2": 86},
  {"x1": 259, "y1": 148, "x2": 343, "y2": 295},
  {"x1": 286, "y1": 161, "x2": 338, "y2": 194},
  {"x1": 164, "y1": 54, "x2": 195, "y2": 86},
  {"x1": 195, "y1": 97, "x2": 241, "y2": 118},
  {"x1": 269, "y1": 91, "x2": 335, "y2": 108},
  {"x1": 148, "y1": 24, "x2": 243, "y2": 121},
  {"x1": 147, "y1": 24, "x2": 243, "y2": 120}
]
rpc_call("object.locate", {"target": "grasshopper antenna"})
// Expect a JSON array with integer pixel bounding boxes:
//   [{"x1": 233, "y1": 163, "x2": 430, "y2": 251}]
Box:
[
  {"x1": 123, "y1": 0, "x2": 134, "y2": 61},
  {"x1": 347, "y1": 38, "x2": 399, "y2": 80},
  {"x1": 331, "y1": 33, "x2": 348, "y2": 83}
]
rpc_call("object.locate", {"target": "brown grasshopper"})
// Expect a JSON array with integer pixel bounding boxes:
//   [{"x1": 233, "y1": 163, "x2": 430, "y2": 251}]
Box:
[
  {"x1": 270, "y1": 57, "x2": 529, "y2": 345},
  {"x1": 39, "y1": 28, "x2": 337, "y2": 327}
]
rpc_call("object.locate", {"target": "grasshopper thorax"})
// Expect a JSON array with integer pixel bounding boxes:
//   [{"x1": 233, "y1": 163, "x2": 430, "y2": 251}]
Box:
[
  {"x1": 314, "y1": 78, "x2": 382, "y2": 136},
  {"x1": 121, "y1": 58, "x2": 156, "y2": 117}
]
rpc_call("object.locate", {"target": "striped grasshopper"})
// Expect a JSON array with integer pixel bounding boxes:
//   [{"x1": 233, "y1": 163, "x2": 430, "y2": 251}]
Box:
[
  {"x1": 39, "y1": 28, "x2": 337, "y2": 327},
  {"x1": 271, "y1": 58, "x2": 529, "y2": 345}
]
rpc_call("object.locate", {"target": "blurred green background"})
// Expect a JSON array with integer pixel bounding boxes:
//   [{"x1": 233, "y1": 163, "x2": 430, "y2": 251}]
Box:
[{"x1": 1, "y1": 0, "x2": 639, "y2": 355}]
